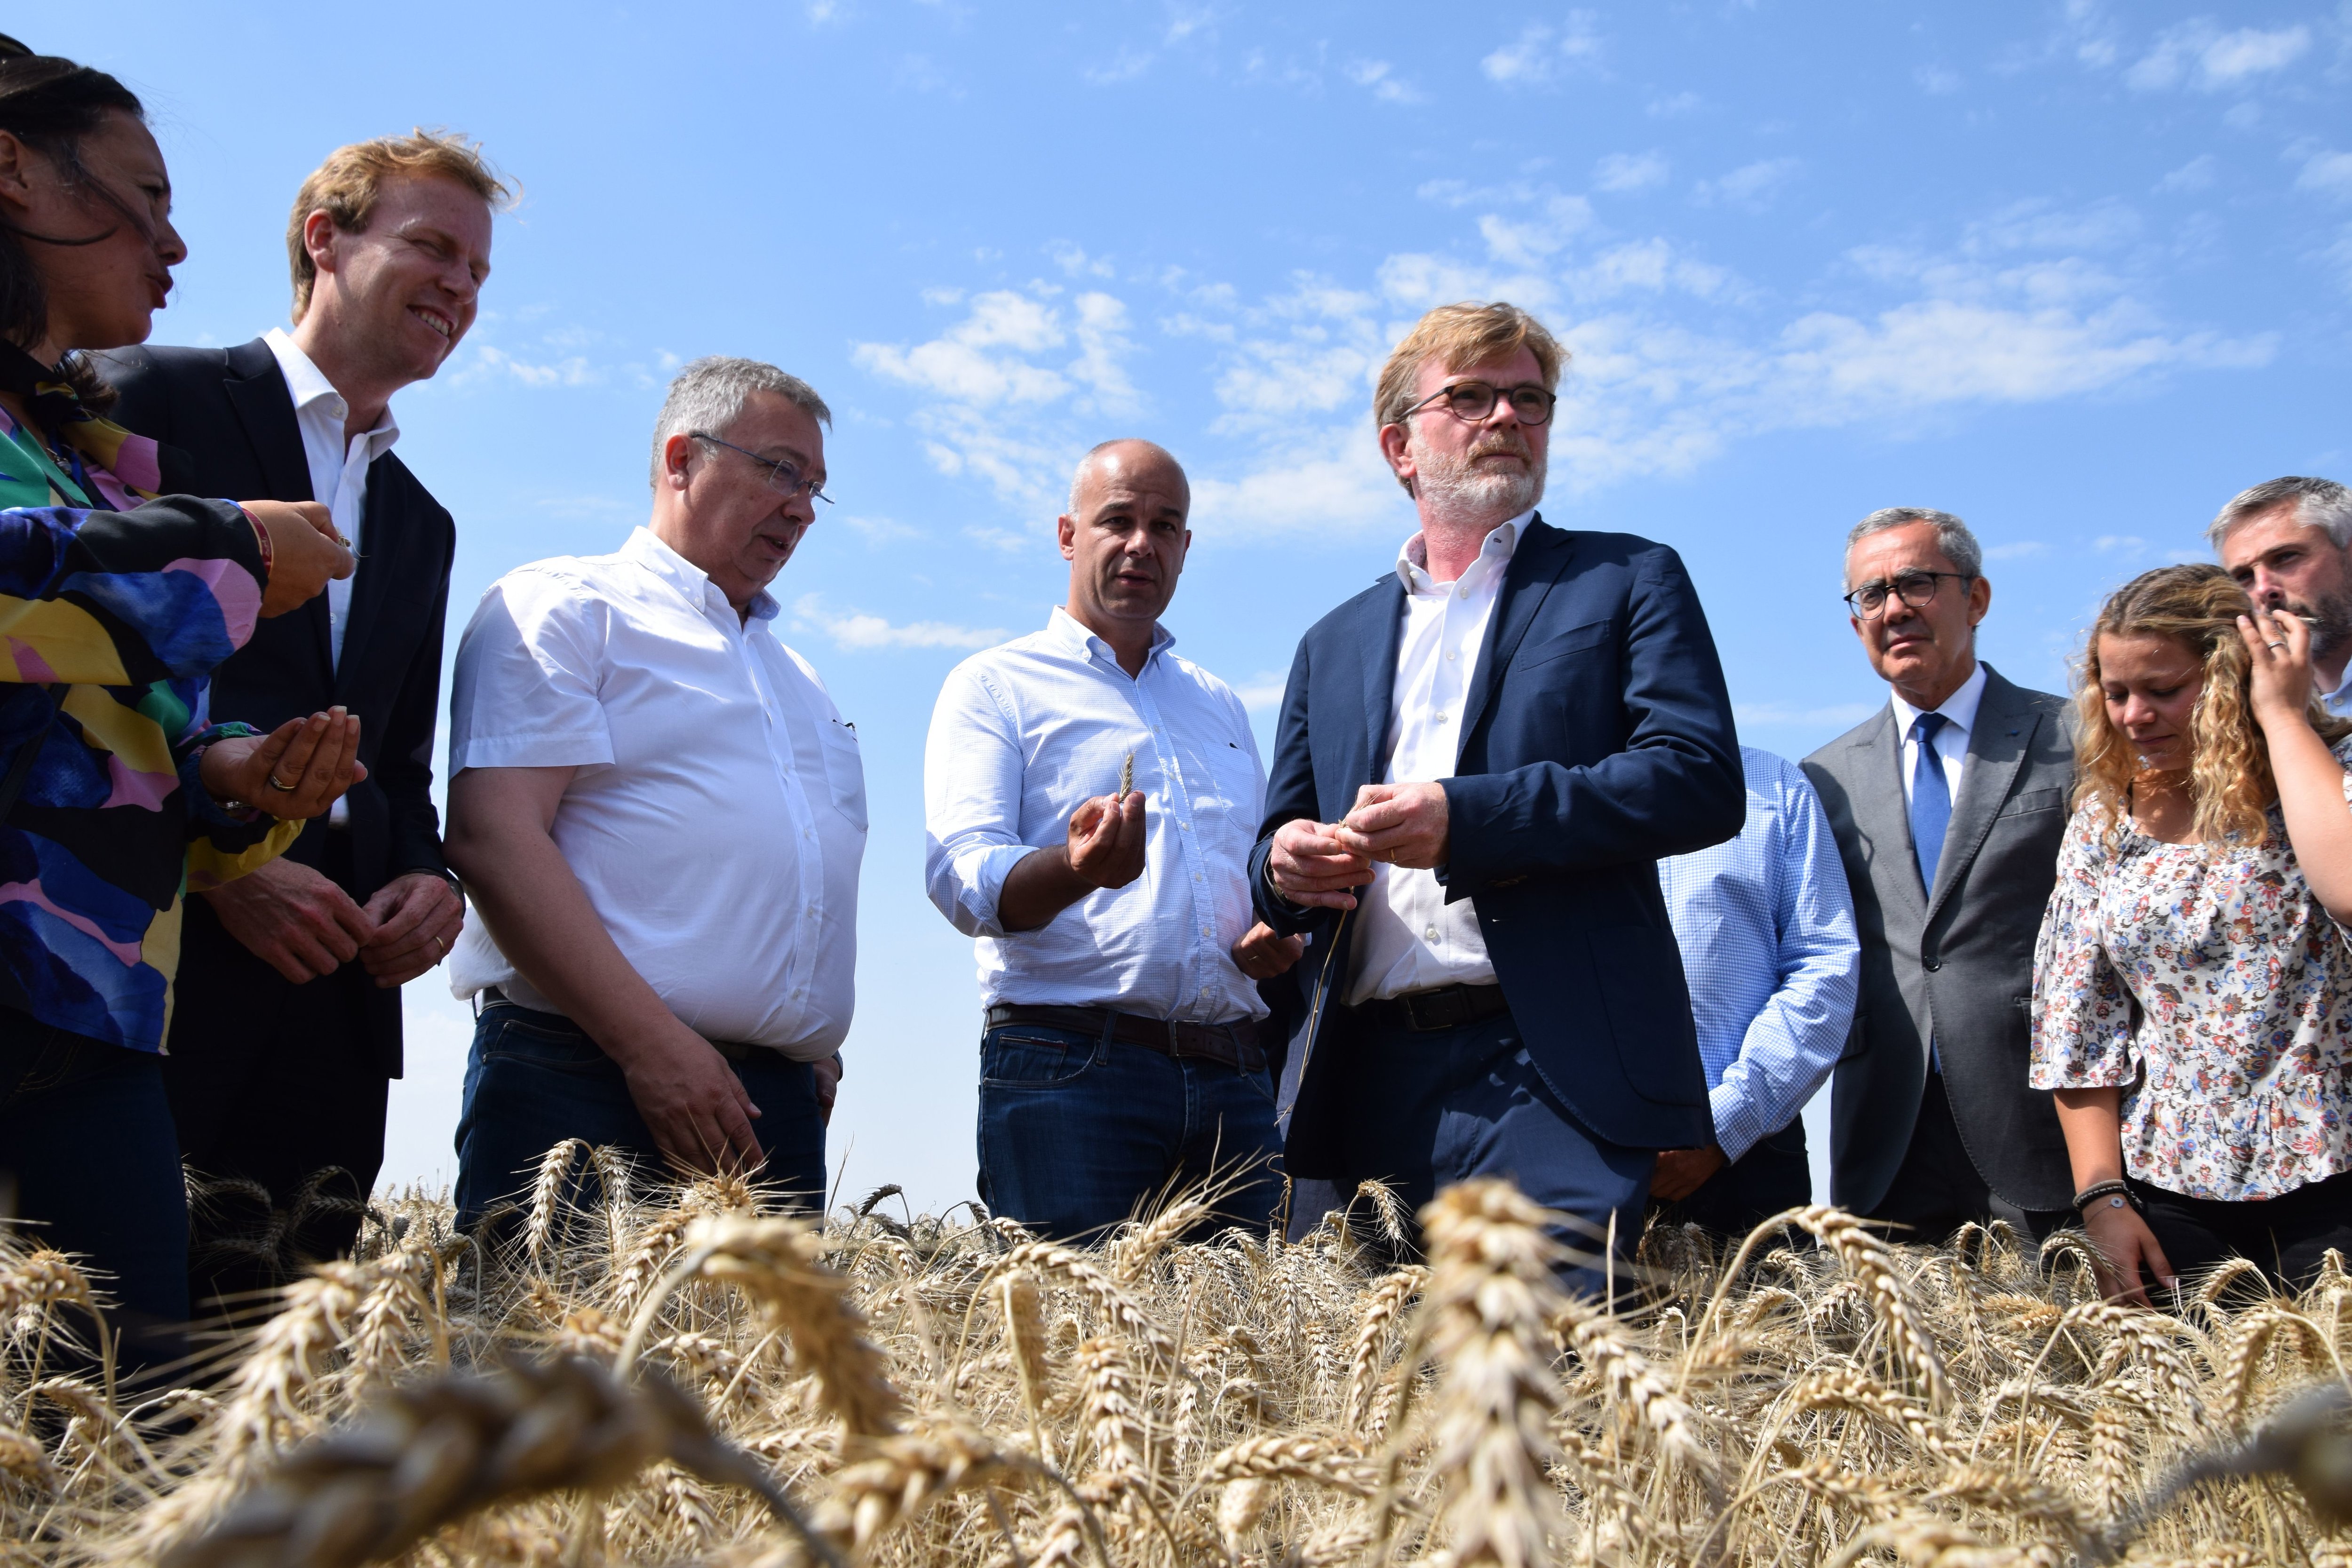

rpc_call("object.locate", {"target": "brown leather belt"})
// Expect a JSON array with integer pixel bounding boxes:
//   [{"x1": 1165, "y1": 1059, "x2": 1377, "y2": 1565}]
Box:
[
  {"x1": 984, "y1": 1003, "x2": 1269, "y2": 1073},
  {"x1": 1350, "y1": 982, "x2": 1512, "y2": 1034}
]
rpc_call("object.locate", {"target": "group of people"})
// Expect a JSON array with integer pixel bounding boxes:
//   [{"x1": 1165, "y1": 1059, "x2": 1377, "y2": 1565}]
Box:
[{"x1": 1, "y1": 40, "x2": 2347, "y2": 1382}]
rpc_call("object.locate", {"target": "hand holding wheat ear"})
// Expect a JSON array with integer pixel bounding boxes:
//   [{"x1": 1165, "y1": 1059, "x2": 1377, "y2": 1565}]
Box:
[{"x1": 1116, "y1": 750, "x2": 1134, "y2": 803}]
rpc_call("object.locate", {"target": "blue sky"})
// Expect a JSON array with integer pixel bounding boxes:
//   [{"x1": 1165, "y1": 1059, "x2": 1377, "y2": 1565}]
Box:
[{"x1": 51, "y1": 3, "x2": 2352, "y2": 1210}]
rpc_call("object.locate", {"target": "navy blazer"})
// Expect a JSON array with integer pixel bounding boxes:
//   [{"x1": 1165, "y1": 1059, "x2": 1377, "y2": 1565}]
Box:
[{"x1": 1249, "y1": 516, "x2": 1745, "y2": 1170}]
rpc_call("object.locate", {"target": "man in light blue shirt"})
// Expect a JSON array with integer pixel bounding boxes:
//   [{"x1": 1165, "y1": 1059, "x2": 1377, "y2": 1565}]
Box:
[
  {"x1": 924, "y1": 439, "x2": 1301, "y2": 1240},
  {"x1": 1652, "y1": 745, "x2": 1860, "y2": 1236}
]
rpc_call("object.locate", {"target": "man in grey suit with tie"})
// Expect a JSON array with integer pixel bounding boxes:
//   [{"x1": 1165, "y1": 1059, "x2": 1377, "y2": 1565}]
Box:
[{"x1": 1801, "y1": 508, "x2": 2074, "y2": 1241}]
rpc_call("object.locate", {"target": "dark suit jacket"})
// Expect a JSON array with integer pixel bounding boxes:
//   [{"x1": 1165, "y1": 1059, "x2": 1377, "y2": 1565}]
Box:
[
  {"x1": 1800, "y1": 665, "x2": 2075, "y2": 1214},
  {"x1": 94, "y1": 338, "x2": 458, "y2": 1075},
  {"x1": 1249, "y1": 517, "x2": 1746, "y2": 1171}
]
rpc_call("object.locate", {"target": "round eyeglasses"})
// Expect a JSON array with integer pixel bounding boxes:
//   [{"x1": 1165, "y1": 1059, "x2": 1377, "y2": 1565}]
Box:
[{"x1": 1400, "y1": 380, "x2": 1558, "y2": 427}]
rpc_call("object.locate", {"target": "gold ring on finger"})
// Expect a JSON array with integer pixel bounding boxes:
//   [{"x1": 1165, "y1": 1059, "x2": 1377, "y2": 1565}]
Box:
[{"x1": 264, "y1": 773, "x2": 298, "y2": 792}]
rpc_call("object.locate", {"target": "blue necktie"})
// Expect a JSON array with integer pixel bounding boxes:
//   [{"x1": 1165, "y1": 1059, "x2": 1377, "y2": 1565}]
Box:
[{"x1": 1910, "y1": 711, "x2": 1951, "y2": 893}]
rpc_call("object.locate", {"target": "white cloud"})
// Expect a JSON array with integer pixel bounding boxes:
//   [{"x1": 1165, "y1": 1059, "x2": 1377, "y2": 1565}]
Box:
[
  {"x1": 1478, "y1": 195, "x2": 1596, "y2": 267},
  {"x1": 1050, "y1": 243, "x2": 1117, "y2": 279},
  {"x1": 2126, "y1": 21, "x2": 2309, "y2": 92},
  {"x1": 1985, "y1": 541, "x2": 2050, "y2": 561},
  {"x1": 1694, "y1": 157, "x2": 1800, "y2": 212},
  {"x1": 791, "y1": 593, "x2": 1006, "y2": 651},
  {"x1": 2158, "y1": 154, "x2": 2217, "y2": 193},
  {"x1": 1646, "y1": 90, "x2": 1700, "y2": 117},
  {"x1": 1915, "y1": 65, "x2": 1962, "y2": 95},
  {"x1": 1344, "y1": 59, "x2": 1425, "y2": 104},
  {"x1": 1190, "y1": 423, "x2": 1408, "y2": 535},
  {"x1": 853, "y1": 290, "x2": 1070, "y2": 407},
  {"x1": 2298, "y1": 148, "x2": 2352, "y2": 200},
  {"x1": 1481, "y1": 13, "x2": 1603, "y2": 85},
  {"x1": 1593, "y1": 151, "x2": 1670, "y2": 193},
  {"x1": 836, "y1": 514, "x2": 924, "y2": 547},
  {"x1": 1232, "y1": 672, "x2": 1288, "y2": 713},
  {"x1": 446, "y1": 343, "x2": 602, "y2": 389}
]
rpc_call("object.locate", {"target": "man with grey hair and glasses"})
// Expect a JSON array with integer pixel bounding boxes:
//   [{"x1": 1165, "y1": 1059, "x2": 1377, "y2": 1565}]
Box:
[
  {"x1": 1801, "y1": 507, "x2": 2074, "y2": 1243},
  {"x1": 2211, "y1": 478, "x2": 2352, "y2": 714},
  {"x1": 442, "y1": 356, "x2": 864, "y2": 1228}
]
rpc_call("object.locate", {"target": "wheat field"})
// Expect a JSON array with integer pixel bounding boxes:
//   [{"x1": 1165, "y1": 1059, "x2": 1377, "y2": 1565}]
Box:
[{"x1": 5, "y1": 1148, "x2": 2352, "y2": 1567}]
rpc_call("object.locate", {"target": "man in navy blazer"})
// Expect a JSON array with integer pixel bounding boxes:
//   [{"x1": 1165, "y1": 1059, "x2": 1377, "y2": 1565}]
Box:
[{"x1": 1250, "y1": 302, "x2": 1743, "y2": 1290}]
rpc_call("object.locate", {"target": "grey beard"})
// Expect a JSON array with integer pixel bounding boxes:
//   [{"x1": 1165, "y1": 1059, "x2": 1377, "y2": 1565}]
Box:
[
  {"x1": 1413, "y1": 442, "x2": 1545, "y2": 521},
  {"x1": 2306, "y1": 588, "x2": 2352, "y2": 661}
]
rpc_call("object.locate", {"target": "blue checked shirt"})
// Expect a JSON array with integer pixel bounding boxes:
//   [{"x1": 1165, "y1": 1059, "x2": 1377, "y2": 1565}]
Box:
[{"x1": 1657, "y1": 745, "x2": 1861, "y2": 1162}]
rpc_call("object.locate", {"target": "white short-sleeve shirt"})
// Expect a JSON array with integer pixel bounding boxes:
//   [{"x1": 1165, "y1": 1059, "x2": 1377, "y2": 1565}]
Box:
[{"x1": 445, "y1": 527, "x2": 866, "y2": 1060}]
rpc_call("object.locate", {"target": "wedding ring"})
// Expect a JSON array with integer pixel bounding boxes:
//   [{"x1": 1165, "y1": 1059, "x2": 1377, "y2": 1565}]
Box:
[
  {"x1": 2268, "y1": 641, "x2": 2288, "y2": 652},
  {"x1": 264, "y1": 773, "x2": 298, "y2": 792},
  {"x1": 431, "y1": 935, "x2": 445, "y2": 955}
]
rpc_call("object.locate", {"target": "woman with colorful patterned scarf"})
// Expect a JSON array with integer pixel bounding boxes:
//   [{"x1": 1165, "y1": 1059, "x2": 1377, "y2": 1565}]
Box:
[{"x1": 0, "y1": 40, "x2": 365, "y2": 1374}]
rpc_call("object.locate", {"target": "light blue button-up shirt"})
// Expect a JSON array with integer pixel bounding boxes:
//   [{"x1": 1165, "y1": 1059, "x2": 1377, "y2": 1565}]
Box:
[
  {"x1": 1657, "y1": 745, "x2": 1861, "y2": 1162},
  {"x1": 923, "y1": 607, "x2": 1270, "y2": 1022}
]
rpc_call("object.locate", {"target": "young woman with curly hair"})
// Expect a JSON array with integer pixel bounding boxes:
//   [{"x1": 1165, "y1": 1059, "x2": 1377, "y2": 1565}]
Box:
[{"x1": 2032, "y1": 562, "x2": 2352, "y2": 1304}]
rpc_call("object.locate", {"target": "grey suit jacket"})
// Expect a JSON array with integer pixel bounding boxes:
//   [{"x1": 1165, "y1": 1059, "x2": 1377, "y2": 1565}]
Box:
[{"x1": 1800, "y1": 664, "x2": 2075, "y2": 1214}]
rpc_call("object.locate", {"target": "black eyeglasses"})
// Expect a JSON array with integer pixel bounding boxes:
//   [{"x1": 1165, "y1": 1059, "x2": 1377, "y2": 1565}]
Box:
[
  {"x1": 1844, "y1": 569, "x2": 1974, "y2": 619},
  {"x1": 1399, "y1": 380, "x2": 1557, "y2": 427},
  {"x1": 691, "y1": 431, "x2": 833, "y2": 505}
]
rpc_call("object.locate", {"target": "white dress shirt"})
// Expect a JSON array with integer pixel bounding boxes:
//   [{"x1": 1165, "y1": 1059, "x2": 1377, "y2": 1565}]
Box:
[
  {"x1": 1345, "y1": 513, "x2": 1528, "y2": 1005},
  {"x1": 1887, "y1": 661, "x2": 1986, "y2": 808},
  {"x1": 266, "y1": 328, "x2": 399, "y2": 829},
  {"x1": 445, "y1": 527, "x2": 866, "y2": 1061},
  {"x1": 925, "y1": 607, "x2": 1270, "y2": 1023},
  {"x1": 264, "y1": 328, "x2": 397, "y2": 669}
]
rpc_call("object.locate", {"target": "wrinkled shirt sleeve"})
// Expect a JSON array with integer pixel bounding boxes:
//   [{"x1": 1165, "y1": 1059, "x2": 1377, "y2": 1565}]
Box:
[
  {"x1": 1708, "y1": 764, "x2": 1860, "y2": 1162},
  {"x1": 449, "y1": 569, "x2": 615, "y2": 772},
  {"x1": 2030, "y1": 803, "x2": 2135, "y2": 1089},
  {"x1": 925, "y1": 660, "x2": 1041, "y2": 939}
]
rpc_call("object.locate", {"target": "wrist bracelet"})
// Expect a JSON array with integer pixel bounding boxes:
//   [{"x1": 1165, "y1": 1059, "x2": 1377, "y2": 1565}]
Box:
[
  {"x1": 240, "y1": 505, "x2": 273, "y2": 577},
  {"x1": 2072, "y1": 1178, "x2": 2138, "y2": 1213}
]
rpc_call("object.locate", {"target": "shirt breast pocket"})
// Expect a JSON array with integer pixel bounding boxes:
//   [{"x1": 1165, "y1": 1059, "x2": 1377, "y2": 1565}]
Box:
[{"x1": 820, "y1": 718, "x2": 867, "y2": 833}]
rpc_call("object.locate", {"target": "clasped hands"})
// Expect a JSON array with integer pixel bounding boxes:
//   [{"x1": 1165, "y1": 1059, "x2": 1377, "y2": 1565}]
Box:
[{"x1": 1268, "y1": 781, "x2": 1451, "y2": 910}]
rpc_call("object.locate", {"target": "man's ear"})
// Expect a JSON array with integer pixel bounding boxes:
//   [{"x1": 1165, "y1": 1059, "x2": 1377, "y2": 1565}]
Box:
[
  {"x1": 1057, "y1": 513, "x2": 1078, "y2": 561},
  {"x1": 302, "y1": 209, "x2": 341, "y2": 281},
  {"x1": 661, "y1": 433, "x2": 697, "y2": 490},
  {"x1": 1378, "y1": 422, "x2": 1415, "y2": 487}
]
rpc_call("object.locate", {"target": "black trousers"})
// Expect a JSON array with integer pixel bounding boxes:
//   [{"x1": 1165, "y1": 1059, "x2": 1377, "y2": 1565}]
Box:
[
  {"x1": 2133, "y1": 1167, "x2": 2352, "y2": 1292},
  {"x1": 1654, "y1": 1117, "x2": 1812, "y2": 1239},
  {"x1": 162, "y1": 847, "x2": 392, "y2": 1311},
  {"x1": 1873, "y1": 1070, "x2": 2068, "y2": 1244}
]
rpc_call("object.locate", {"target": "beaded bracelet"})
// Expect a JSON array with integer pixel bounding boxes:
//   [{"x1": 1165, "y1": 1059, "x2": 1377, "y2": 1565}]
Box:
[{"x1": 2072, "y1": 1178, "x2": 2140, "y2": 1214}]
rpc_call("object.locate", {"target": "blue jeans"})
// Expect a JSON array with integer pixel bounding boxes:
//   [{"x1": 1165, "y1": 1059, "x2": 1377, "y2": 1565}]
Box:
[
  {"x1": 0, "y1": 1012, "x2": 188, "y2": 1379},
  {"x1": 1320, "y1": 1008, "x2": 1654, "y2": 1301},
  {"x1": 453, "y1": 1001, "x2": 827, "y2": 1232},
  {"x1": 976, "y1": 1022, "x2": 1284, "y2": 1242}
]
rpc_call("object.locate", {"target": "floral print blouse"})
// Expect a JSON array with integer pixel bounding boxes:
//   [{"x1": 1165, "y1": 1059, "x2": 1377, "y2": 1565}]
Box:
[{"x1": 2029, "y1": 743, "x2": 2352, "y2": 1201}]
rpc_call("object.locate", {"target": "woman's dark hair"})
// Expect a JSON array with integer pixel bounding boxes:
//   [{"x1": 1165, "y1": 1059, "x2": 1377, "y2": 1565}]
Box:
[{"x1": 0, "y1": 48, "x2": 145, "y2": 404}]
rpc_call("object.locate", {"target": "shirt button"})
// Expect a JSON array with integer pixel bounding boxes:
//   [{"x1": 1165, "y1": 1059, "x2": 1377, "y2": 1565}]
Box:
[
  {"x1": 1194, "y1": 872, "x2": 1203, "y2": 882},
  {"x1": 1458, "y1": 586, "x2": 1470, "y2": 598},
  {"x1": 1425, "y1": 925, "x2": 1439, "y2": 941},
  {"x1": 1433, "y1": 713, "x2": 1448, "y2": 726},
  {"x1": 1446, "y1": 649, "x2": 1458, "y2": 661}
]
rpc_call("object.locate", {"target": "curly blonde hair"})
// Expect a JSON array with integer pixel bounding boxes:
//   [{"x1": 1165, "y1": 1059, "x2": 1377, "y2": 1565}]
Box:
[{"x1": 2074, "y1": 563, "x2": 2351, "y2": 847}]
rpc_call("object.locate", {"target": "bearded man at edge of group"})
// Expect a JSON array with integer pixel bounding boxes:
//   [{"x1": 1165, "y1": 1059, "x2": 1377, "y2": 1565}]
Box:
[{"x1": 1251, "y1": 300, "x2": 1744, "y2": 1299}]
